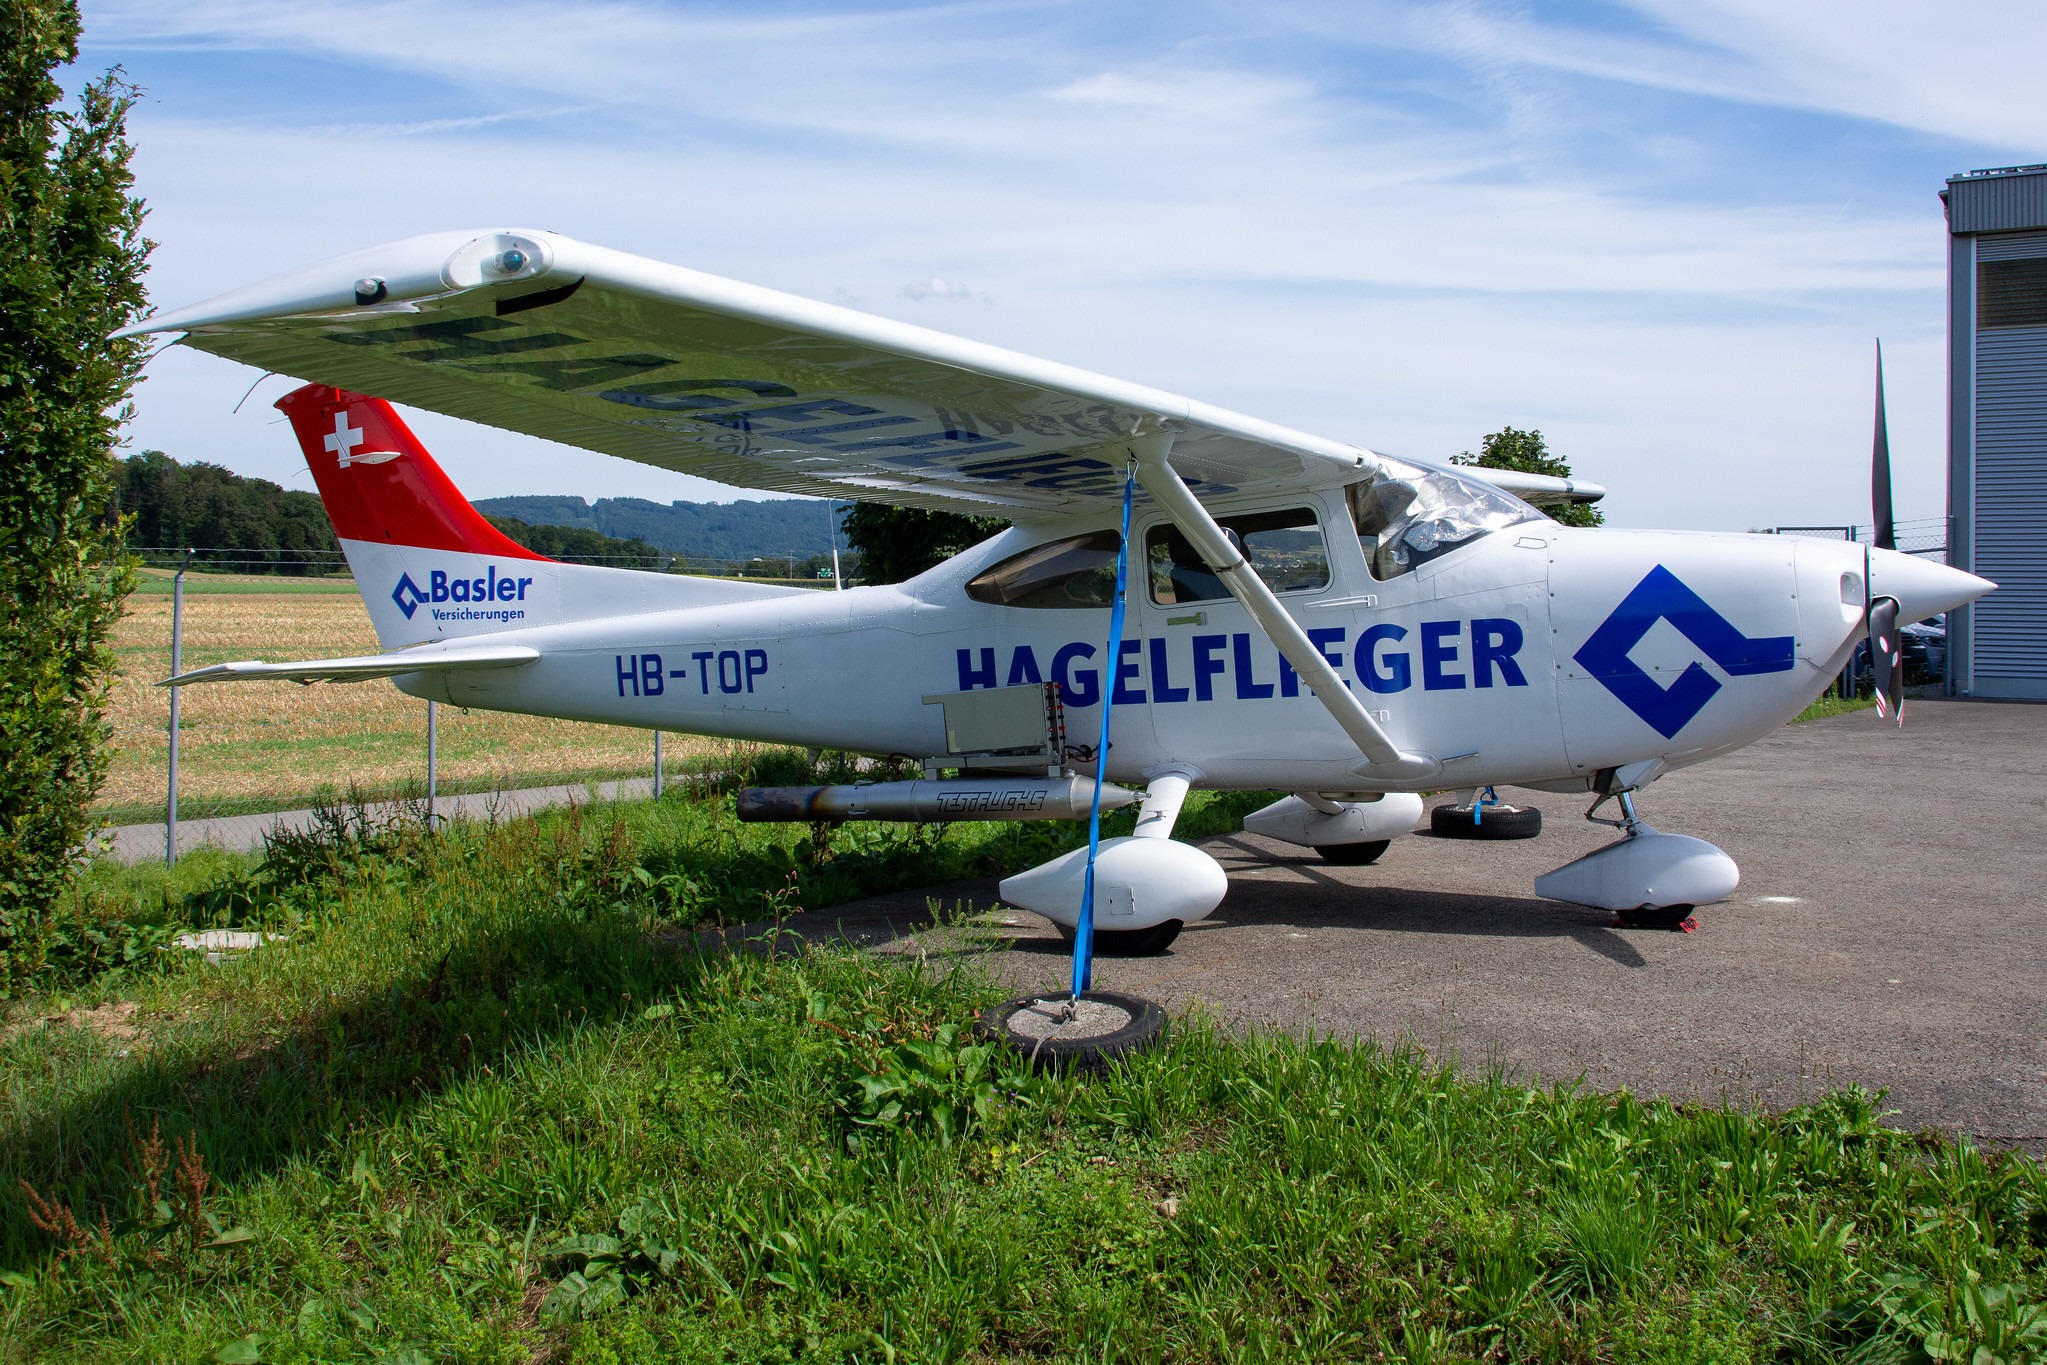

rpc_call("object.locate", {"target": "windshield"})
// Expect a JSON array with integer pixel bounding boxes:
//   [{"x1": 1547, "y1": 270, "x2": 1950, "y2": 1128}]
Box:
[{"x1": 1347, "y1": 457, "x2": 1542, "y2": 580}]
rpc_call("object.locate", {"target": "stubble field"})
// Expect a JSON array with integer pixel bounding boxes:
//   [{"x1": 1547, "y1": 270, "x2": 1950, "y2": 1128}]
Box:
[{"x1": 101, "y1": 572, "x2": 719, "y2": 824}]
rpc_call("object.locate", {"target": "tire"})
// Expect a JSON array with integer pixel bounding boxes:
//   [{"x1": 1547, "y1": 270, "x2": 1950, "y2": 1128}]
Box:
[
  {"x1": 1615, "y1": 903, "x2": 1697, "y2": 932},
  {"x1": 1430, "y1": 802, "x2": 1542, "y2": 840},
  {"x1": 1054, "y1": 919, "x2": 1184, "y2": 956},
  {"x1": 977, "y1": 990, "x2": 1168, "y2": 1070},
  {"x1": 1316, "y1": 839, "x2": 1391, "y2": 866}
]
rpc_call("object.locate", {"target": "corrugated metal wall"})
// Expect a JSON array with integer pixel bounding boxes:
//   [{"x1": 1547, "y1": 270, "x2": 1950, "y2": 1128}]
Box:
[
  {"x1": 1978, "y1": 230, "x2": 2047, "y2": 261},
  {"x1": 1950, "y1": 173, "x2": 2047, "y2": 235},
  {"x1": 1973, "y1": 257, "x2": 2047, "y2": 689}
]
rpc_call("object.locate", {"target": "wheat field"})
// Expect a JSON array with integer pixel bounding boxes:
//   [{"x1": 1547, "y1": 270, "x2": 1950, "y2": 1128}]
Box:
[{"x1": 101, "y1": 574, "x2": 722, "y2": 822}]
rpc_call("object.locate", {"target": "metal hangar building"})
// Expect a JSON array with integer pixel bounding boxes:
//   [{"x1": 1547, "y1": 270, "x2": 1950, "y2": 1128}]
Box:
[{"x1": 1945, "y1": 164, "x2": 2047, "y2": 700}]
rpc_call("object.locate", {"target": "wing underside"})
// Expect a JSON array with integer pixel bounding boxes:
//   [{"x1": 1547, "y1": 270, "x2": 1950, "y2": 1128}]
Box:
[{"x1": 128, "y1": 230, "x2": 1376, "y2": 517}]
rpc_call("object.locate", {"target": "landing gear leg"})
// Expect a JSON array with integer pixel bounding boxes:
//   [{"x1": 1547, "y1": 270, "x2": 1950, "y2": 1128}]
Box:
[
  {"x1": 1531, "y1": 786, "x2": 1739, "y2": 931},
  {"x1": 1587, "y1": 793, "x2": 1697, "y2": 932},
  {"x1": 1070, "y1": 767, "x2": 1195, "y2": 955}
]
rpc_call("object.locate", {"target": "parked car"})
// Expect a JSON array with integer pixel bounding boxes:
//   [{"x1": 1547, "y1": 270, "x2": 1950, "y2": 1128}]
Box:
[{"x1": 1847, "y1": 615, "x2": 1945, "y2": 693}]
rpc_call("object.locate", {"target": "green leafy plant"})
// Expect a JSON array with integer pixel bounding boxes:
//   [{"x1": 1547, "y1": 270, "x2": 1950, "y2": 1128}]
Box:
[
  {"x1": 842, "y1": 1021, "x2": 1040, "y2": 1147},
  {"x1": 0, "y1": 0, "x2": 153, "y2": 986},
  {"x1": 541, "y1": 1198, "x2": 687, "y2": 1321},
  {"x1": 1864, "y1": 1271, "x2": 2047, "y2": 1363}
]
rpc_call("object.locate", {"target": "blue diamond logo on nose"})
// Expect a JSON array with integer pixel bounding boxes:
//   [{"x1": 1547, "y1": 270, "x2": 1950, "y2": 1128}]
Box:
[{"x1": 1575, "y1": 565, "x2": 1797, "y2": 739}]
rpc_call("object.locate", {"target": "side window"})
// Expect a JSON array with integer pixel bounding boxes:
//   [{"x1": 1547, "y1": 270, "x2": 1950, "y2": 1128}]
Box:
[
  {"x1": 1147, "y1": 508, "x2": 1329, "y2": 605},
  {"x1": 965, "y1": 530, "x2": 1120, "y2": 609}
]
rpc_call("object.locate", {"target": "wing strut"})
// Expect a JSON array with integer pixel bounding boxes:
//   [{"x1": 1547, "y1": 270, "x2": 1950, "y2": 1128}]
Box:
[{"x1": 1126, "y1": 436, "x2": 1440, "y2": 782}]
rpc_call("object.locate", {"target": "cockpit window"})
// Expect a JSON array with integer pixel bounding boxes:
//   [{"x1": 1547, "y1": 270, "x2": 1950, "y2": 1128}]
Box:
[
  {"x1": 966, "y1": 530, "x2": 1120, "y2": 608},
  {"x1": 1147, "y1": 508, "x2": 1329, "y2": 604},
  {"x1": 1348, "y1": 457, "x2": 1541, "y2": 580}
]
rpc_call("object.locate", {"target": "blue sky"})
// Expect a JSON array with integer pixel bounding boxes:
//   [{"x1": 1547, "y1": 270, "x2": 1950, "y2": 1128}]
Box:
[{"x1": 77, "y1": 0, "x2": 2046, "y2": 531}]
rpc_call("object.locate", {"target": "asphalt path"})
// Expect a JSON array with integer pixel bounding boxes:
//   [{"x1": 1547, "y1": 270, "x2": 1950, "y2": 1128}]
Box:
[{"x1": 799, "y1": 701, "x2": 2047, "y2": 1145}]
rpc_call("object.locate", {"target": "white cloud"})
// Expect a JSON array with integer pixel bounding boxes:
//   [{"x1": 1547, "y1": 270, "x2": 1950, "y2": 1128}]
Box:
[
  {"x1": 901, "y1": 276, "x2": 984, "y2": 301},
  {"x1": 86, "y1": 0, "x2": 1978, "y2": 529},
  {"x1": 1424, "y1": 0, "x2": 2047, "y2": 152}
]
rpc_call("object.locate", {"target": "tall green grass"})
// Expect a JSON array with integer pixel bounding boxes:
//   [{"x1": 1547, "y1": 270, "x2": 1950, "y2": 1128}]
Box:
[{"x1": 4, "y1": 770, "x2": 2044, "y2": 1362}]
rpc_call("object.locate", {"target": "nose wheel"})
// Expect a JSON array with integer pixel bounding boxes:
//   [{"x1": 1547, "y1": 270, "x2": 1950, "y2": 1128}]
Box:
[
  {"x1": 1532, "y1": 789, "x2": 1737, "y2": 929},
  {"x1": 1613, "y1": 903, "x2": 1699, "y2": 933}
]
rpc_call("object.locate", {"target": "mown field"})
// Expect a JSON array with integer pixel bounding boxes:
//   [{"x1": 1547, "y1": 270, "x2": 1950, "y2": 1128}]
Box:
[
  {"x1": 102, "y1": 572, "x2": 723, "y2": 825},
  {"x1": 5, "y1": 764, "x2": 2044, "y2": 1363}
]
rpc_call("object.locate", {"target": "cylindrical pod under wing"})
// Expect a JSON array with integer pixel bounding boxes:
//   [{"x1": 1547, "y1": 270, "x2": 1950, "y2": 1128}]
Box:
[{"x1": 737, "y1": 775, "x2": 1138, "y2": 823}]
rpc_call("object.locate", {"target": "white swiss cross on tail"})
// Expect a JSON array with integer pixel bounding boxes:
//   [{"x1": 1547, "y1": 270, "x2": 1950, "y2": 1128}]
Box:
[{"x1": 322, "y1": 408, "x2": 400, "y2": 468}]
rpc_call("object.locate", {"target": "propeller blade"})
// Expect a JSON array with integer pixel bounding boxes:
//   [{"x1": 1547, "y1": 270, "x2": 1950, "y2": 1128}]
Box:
[
  {"x1": 1869, "y1": 595, "x2": 1904, "y2": 724},
  {"x1": 1872, "y1": 339, "x2": 1896, "y2": 551}
]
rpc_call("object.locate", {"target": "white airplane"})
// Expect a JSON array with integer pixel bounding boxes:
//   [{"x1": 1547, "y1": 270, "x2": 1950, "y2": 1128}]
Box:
[{"x1": 131, "y1": 229, "x2": 1991, "y2": 972}]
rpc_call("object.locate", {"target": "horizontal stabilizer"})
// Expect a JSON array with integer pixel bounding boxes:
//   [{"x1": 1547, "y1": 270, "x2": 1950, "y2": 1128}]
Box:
[{"x1": 162, "y1": 643, "x2": 539, "y2": 687}]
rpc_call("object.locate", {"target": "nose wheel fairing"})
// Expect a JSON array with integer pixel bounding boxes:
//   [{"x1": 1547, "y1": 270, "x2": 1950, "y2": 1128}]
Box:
[{"x1": 1533, "y1": 787, "x2": 1737, "y2": 928}]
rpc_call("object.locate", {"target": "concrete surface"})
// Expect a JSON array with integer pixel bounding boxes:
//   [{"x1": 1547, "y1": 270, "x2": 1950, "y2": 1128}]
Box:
[
  {"x1": 97, "y1": 777, "x2": 661, "y2": 862},
  {"x1": 797, "y1": 701, "x2": 2047, "y2": 1144}
]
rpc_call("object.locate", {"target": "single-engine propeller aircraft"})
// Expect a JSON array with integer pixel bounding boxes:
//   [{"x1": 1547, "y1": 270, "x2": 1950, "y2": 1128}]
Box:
[{"x1": 130, "y1": 229, "x2": 1991, "y2": 970}]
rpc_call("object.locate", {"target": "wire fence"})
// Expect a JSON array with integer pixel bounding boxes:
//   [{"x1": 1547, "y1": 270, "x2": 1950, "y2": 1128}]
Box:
[
  {"x1": 116, "y1": 547, "x2": 830, "y2": 860},
  {"x1": 127, "y1": 544, "x2": 852, "y2": 581},
  {"x1": 1764, "y1": 517, "x2": 1950, "y2": 563}
]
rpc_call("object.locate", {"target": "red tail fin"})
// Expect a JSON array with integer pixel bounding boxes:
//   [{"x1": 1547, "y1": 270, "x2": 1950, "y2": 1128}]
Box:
[{"x1": 277, "y1": 384, "x2": 546, "y2": 560}]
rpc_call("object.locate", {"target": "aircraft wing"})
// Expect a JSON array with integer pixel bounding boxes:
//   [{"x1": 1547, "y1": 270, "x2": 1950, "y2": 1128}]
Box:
[
  {"x1": 1459, "y1": 467, "x2": 1606, "y2": 507},
  {"x1": 121, "y1": 230, "x2": 1380, "y2": 517},
  {"x1": 164, "y1": 643, "x2": 539, "y2": 687}
]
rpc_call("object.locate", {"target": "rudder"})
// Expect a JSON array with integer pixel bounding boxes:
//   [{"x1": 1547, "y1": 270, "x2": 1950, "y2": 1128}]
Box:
[
  {"x1": 280, "y1": 383, "x2": 554, "y2": 646},
  {"x1": 279, "y1": 382, "x2": 815, "y2": 648}
]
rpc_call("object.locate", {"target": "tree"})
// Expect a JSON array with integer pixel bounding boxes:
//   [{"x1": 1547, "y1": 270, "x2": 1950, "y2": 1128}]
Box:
[
  {"x1": 117, "y1": 450, "x2": 343, "y2": 573},
  {"x1": 0, "y1": 2, "x2": 151, "y2": 982},
  {"x1": 483, "y1": 515, "x2": 663, "y2": 566},
  {"x1": 1451, "y1": 426, "x2": 1604, "y2": 528},
  {"x1": 839, "y1": 504, "x2": 1006, "y2": 584}
]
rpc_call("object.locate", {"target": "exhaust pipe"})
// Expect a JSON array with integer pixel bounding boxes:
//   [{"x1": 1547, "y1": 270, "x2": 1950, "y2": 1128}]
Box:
[{"x1": 738, "y1": 775, "x2": 1137, "y2": 823}]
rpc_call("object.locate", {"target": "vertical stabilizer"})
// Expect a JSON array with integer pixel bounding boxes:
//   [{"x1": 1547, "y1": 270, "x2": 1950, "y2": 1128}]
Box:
[
  {"x1": 278, "y1": 383, "x2": 811, "y2": 648},
  {"x1": 278, "y1": 384, "x2": 554, "y2": 647}
]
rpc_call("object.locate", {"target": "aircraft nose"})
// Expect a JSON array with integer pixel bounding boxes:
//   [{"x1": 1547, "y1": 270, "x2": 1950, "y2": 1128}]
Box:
[{"x1": 1868, "y1": 548, "x2": 1994, "y2": 625}]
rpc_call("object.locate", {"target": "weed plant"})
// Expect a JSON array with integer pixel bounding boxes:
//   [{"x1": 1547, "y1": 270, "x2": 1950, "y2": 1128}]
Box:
[{"x1": 2, "y1": 757, "x2": 2043, "y2": 1361}]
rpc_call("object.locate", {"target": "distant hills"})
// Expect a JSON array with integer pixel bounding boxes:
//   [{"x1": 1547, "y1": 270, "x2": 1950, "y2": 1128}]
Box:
[
  {"x1": 116, "y1": 451, "x2": 847, "y2": 576},
  {"x1": 472, "y1": 495, "x2": 848, "y2": 564}
]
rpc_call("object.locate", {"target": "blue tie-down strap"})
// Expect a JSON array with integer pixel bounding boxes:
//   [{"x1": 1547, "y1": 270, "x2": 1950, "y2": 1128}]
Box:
[{"x1": 1074, "y1": 465, "x2": 1136, "y2": 997}]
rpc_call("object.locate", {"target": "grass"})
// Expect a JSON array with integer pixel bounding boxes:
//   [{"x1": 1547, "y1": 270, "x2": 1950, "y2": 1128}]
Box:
[
  {"x1": 101, "y1": 589, "x2": 719, "y2": 825},
  {"x1": 5, "y1": 770, "x2": 2045, "y2": 1363},
  {"x1": 1791, "y1": 692, "x2": 1880, "y2": 725}
]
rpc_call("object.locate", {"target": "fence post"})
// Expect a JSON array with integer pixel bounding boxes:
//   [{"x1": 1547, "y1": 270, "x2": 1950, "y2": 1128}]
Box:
[
  {"x1": 828, "y1": 498, "x2": 843, "y2": 590},
  {"x1": 166, "y1": 550, "x2": 192, "y2": 866},
  {"x1": 427, "y1": 700, "x2": 438, "y2": 825},
  {"x1": 653, "y1": 729, "x2": 664, "y2": 799}
]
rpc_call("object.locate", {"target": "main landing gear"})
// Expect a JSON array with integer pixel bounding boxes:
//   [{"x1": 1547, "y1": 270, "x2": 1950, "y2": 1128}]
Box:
[
  {"x1": 1532, "y1": 788, "x2": 1739, "y2": 932},
  {"x1": 1429, "y1": 786, "x2": 1542, "y2": 840}
]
